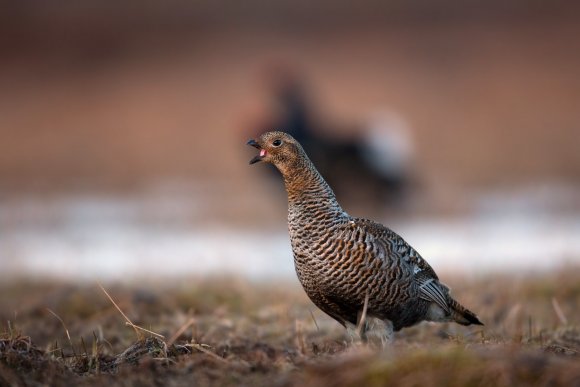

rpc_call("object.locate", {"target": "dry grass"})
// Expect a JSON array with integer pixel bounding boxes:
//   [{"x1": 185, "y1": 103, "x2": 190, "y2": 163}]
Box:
[{"x1": 1, "y1": 268, "x2": 579, "y2": 386}]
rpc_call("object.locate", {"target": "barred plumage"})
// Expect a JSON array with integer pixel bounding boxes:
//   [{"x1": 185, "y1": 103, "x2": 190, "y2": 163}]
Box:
[{"x1": 248, "y1": 131, "x2": 483, "y2": 339}]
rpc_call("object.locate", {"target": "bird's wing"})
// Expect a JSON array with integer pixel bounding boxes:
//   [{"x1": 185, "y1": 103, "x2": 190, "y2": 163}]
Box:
[{"x1": 353, "y1": 218, "x2": 450, "y2": 312}]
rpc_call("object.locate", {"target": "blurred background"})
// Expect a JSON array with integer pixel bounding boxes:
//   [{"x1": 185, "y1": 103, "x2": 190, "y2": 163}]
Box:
[{"x1": 1, "y1": 0, "x2": 579, "y2": 282}]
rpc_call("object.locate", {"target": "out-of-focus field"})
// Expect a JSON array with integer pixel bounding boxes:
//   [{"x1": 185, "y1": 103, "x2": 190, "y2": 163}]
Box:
[
  {"x1": 1, "y1": 2, "x2": 580, "y2": 199},
  {"x1": 1, "y1": 269, "x2": 579, "y2": 386}
]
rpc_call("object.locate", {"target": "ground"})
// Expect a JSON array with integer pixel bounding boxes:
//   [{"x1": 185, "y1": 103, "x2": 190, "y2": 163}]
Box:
[{"x1": 1, "y1": 269, "x2": 579, "y2": 386}]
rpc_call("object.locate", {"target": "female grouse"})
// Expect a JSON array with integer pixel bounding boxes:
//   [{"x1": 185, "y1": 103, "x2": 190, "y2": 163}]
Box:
[{"x1": 247, "y1": 131, "x2": 482, "y2": 341}]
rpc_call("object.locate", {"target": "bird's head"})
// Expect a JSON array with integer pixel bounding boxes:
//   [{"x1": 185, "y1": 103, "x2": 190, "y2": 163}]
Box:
[{"x1": 247, "y1": 131, "x2": 304, "y2": 173}]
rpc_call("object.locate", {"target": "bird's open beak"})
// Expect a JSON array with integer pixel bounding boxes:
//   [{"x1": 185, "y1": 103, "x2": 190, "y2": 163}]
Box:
[{"x1": 247, "y1": 139, "x2": 266, "y2": 165}]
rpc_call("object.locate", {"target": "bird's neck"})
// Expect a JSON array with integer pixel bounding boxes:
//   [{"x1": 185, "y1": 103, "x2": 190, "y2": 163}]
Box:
[{"x1": 282, "y1": 158, "x2": 346, "y2": 222}]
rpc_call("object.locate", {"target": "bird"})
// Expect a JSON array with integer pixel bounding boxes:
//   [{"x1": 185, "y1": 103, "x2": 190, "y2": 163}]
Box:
[
  {"x1": 248, "y1": 66, "x2": 413, "y2": 208},
  {"x1": 247, "y1": 131, "x2": 483, "y2": 343}
]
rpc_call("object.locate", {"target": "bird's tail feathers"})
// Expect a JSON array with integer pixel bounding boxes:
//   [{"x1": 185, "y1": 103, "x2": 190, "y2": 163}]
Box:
[{"x1": 449, "y1": 299, "x2": 484, "y2": 326}]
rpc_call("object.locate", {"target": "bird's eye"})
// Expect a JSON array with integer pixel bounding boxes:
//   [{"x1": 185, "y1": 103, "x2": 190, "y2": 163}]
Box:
[{"x1": 272, "y1": 139, "x2": 282, "y2": 147}]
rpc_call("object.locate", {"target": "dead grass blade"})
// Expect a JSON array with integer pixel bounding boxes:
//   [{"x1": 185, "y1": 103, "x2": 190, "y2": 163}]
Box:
[
  {"x1": 356, "y1": 292, "x2": 370, "y2": 338},
  {"x1": 551, "y1": 297, "x2": 568, "y2": 325},
  {"x1": 309, "y1": 310, "x2": 320, "y2": 332},
  {"x1": 124, "y1": 322, "x2": 165, "y2": 339},
  {"x1": 167, "y1": 317, "x2": 196, "y2": 346},
  {"x1": 185, "y1": 343, "x2": 227, "y2": 363},
  {"x1": 46, "y1": 308, "x2": 76, "y2": 357},
  {"x1": 97, "y1": 282, "x2": 164, "y2": 340}
]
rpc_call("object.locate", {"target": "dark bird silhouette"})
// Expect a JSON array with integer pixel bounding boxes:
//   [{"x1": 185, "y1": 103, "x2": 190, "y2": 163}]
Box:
[
  {"x1": 247, "y1": 131, "x2": 482, "y2": 343},
  {"x1": 250, "y1": 67, "x2": 412, "y2": 207}
]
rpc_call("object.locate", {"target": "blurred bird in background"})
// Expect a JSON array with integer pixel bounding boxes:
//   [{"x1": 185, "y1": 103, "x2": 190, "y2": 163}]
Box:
[{"x1": 247, "y1": 63, "x2": 416, "y2": 211}]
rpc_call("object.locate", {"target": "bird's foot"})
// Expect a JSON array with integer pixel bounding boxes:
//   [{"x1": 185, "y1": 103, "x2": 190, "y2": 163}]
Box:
[
  {"x1": 345, "y1": 318, "x2": 394, "y2": 349},
  {"x1": 363, "y1": 317, "x2": 394, "y2": 348},
  {"x1": 345, "y1": 321, "x2": 363, "y2": 345}
]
